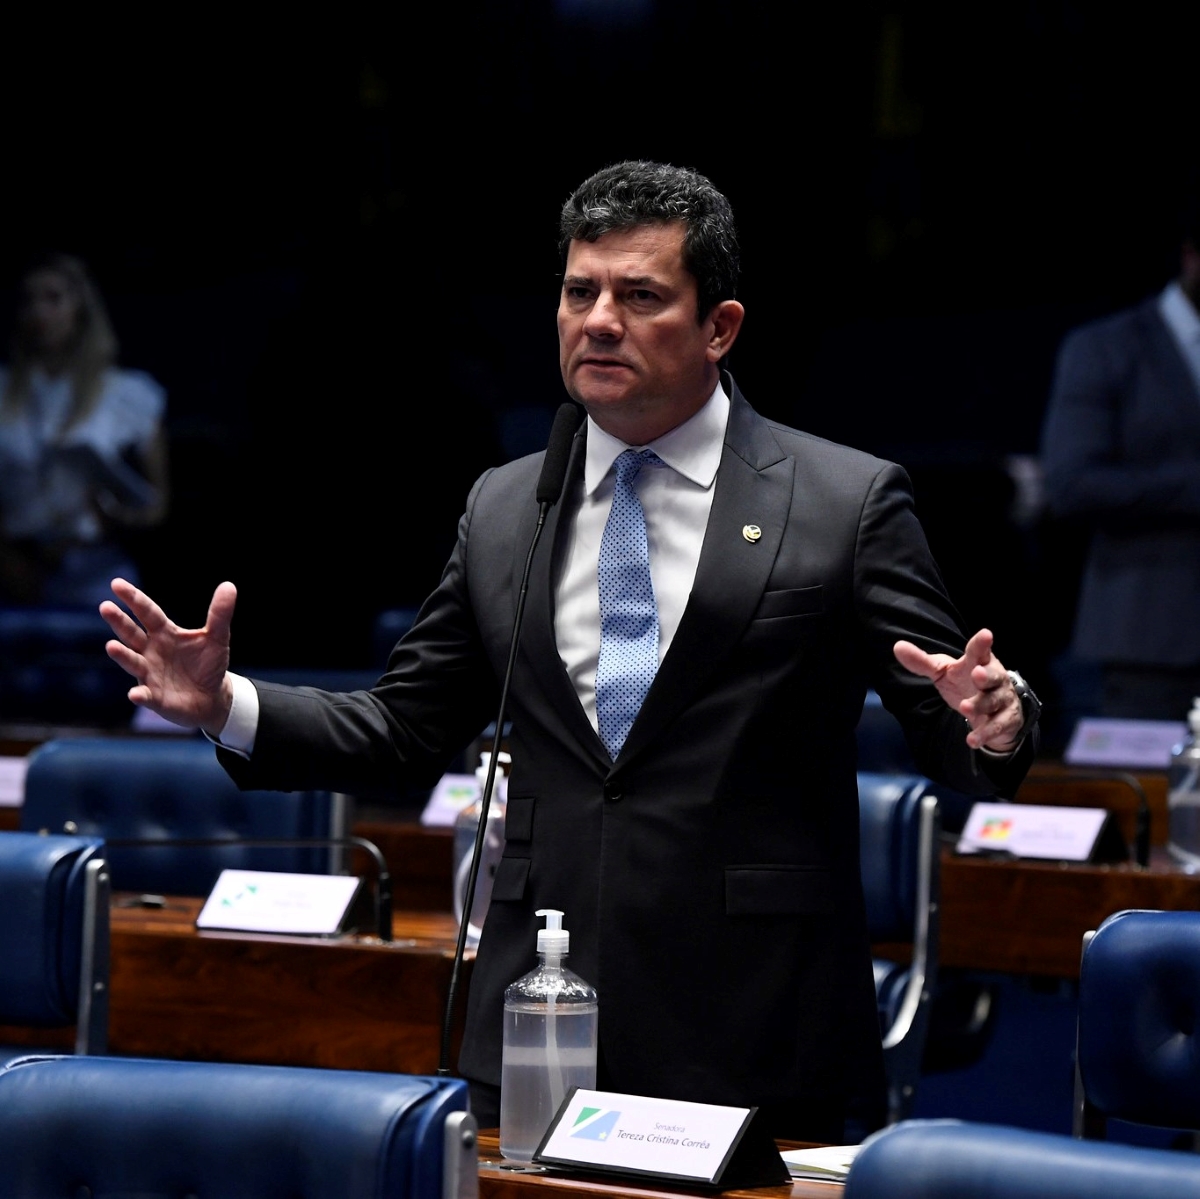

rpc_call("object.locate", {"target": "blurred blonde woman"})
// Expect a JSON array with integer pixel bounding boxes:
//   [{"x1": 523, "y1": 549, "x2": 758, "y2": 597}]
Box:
[{"x1": 0, "y1": 253, "x2": 168, "y2": 605}]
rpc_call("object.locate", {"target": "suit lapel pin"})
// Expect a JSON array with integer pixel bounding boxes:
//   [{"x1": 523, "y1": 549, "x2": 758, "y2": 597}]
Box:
[{"x1": 742, "y1": 524, "x2": 762, "y2": 543}]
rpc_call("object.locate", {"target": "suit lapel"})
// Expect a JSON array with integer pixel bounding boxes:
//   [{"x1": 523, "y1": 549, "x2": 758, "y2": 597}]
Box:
[{"x1": 617, "y1": 382, "x2": 793, "y2": 764}]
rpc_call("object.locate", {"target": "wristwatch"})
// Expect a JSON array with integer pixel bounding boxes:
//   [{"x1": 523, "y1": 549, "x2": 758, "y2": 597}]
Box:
[{"x1": 1006, "y1": 669, "x2": 1042, "y2": 741}]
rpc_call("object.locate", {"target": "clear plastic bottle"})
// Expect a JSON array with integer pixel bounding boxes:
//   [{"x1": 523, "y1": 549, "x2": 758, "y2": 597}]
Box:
[
  {"x1": 452, "y1": 751, "x2": 509, "y2": 948},
  {"x1": 499, "y1": 909, "x2": 598, "y2": 1163},
  {"x1": 1168, "y1": 698, "x2": 1200, "y2": 871}
]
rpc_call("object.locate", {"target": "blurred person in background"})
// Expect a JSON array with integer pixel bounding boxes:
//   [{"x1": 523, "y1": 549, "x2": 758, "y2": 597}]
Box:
[
  {"x1": 1040, "y1": 190, "x2": 1200, "y2": 721},
  {"x1": 0, "y1": 252, "x2": 168, "y2": 606}
]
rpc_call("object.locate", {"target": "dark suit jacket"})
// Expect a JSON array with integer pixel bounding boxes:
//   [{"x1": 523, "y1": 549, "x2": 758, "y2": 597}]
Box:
[
  {"x1": 1040, "y1": 296, "x2": 1200, "y2": 666},
  {"x1": 221, "y1": 378, "x2": 1033, "y2": 1119}
]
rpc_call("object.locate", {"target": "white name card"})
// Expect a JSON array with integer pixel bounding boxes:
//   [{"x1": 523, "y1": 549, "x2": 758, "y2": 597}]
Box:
[
  {"x1": 535, "y1": 1088, "x2": 788, "y2": 1189},
  {"x1": 196, "y1": 869, "x2": 362, "y2": 935},
  {"x1": 419, "y1": 773, "x2": 479, "y2": 827},
  {"x1": 1065, "y1": 717, "x2": 1187, "y2": 770},
  {"x1": 0, "y1": 755, "x2": 28, "y2": 808},
  {"x1": 957, "y1": 802, "x2": 1121, "y2": 862}
]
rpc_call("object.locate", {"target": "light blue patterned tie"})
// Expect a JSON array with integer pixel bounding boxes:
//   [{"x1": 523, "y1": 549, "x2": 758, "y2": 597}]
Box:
[{"x1": 596, "y1": 449, "x2": 661, "y2": 759}]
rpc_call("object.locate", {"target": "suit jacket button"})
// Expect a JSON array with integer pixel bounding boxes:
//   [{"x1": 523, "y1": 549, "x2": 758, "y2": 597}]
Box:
[{"x1": 604, "y1": 781, "x2": 623, "y2": 803}]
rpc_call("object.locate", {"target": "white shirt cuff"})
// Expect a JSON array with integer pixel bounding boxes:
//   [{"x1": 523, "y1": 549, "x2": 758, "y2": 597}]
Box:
[{"x1": 204, "y1": 672, "x2": 259, "y2": 758}]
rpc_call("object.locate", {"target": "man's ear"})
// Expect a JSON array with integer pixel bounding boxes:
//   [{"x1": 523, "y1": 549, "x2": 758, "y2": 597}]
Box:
[{"x1": 706, "y1": 299, "x2": 746, "y2": 362}]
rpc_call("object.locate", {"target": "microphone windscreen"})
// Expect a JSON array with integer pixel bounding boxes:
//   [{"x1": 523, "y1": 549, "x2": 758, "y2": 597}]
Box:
[{"x1": 535, "y1": 402, "x2": 585, "y2": 505}]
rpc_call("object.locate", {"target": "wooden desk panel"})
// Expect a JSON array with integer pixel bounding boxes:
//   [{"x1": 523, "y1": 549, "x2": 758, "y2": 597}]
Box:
[
  {"x1": 353, "y1": 818, "x2": 454, "y2": 912},
  {"x1": 938, "y1": 849, "x2": 1200, "y2": 977},
  {"x1": 0, "y1": 901, "x2": 471, "y2": 1074}
]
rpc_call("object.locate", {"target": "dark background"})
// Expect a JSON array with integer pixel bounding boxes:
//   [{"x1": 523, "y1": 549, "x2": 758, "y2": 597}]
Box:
[{"x1": 3, "y1": 4, "x2": 1197, "y2": 748}]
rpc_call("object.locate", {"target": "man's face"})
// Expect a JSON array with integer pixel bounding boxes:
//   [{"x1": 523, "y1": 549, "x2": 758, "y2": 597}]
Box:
[{"x1": 557, "y1": 222, "x2": 736, "y2": 443}]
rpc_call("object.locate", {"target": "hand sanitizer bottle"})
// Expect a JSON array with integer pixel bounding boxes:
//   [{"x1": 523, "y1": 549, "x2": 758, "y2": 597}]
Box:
[
  {"x1": 499, "y1": 908, "x2": 598, "y2": 1163},
  {"x1": 1168, "y1": 698, "x2": 1200, "y2": 871}
]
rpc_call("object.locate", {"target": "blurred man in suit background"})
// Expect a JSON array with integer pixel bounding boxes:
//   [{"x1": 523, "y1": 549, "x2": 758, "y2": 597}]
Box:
[{"x1": 1040, "y1": 188, "x2": 1200, "y2": 721}]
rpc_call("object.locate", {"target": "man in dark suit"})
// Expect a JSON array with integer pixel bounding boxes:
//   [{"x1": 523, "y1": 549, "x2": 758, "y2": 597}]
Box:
[
  {"x1": 1040, "y1": 202, "x2": 1200, "y2": 721},
  {"x1": 101, "y1": 161, "x2": 1039, "y2": 1141}
]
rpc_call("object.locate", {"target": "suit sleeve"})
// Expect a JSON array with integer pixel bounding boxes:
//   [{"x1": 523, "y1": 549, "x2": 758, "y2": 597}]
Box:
[
  {"x1": 218, "y1": 471, "x2": 501, "y2": 800},
  {"x1": 852, "y1": 461, "x2": 1036, "y2": 798}
]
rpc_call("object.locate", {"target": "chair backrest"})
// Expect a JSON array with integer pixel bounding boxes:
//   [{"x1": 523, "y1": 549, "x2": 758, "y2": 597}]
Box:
[
  {"x1": 855, "y1": 691, "x2": 919, "y2": 773},
  {"x1": 858, "y1": 772, "x2": 941, "y2": 1125},
  {"x1": 843, "y1": 1118, "x2": 1200, "y2": 1198},
  {"x1": 0, "y1": 832, "x2": 109, "y2": 1057},
  {"x1": 0, "y1": 1055, "x2": 476, "y2": 1199},
  {"x1": 1074, "y1": 908, "x2": 1200, "y2": 1139},
  {"x1": 0, "y1": 604, "x2": 130, "y2": 725},
  {"x1": 20, "y1": 737, "x2": 344, "y2": 896}
]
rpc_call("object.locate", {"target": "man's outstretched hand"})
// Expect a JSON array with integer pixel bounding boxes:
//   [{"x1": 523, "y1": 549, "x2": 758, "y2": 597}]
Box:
[
  {"x1": 893, "y1": 628, "x2": 1024, "y2": 753},
  {"x1": 100, "y1": 578, "x2": 238, "y2": 737}
]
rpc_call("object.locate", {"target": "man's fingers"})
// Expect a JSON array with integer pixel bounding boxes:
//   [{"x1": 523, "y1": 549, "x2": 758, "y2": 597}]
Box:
[
  {"x1": 99, "y1": 600, "x2": 147, "y2": 649},
  {"x1": 105, "y1": 639, "x2": 146, "y2": 682},
  {"x1": 206, "y1": 581, "x2": 238, "y2": 642},
  {"x1": 110, "y1": 577, "x2": 171, "y2": 635},
  {"x1": 962, "y1": 628, "x2": 995, "y2": 668},
  {"x1": 893, "y1": 639, "x2": 950, "y2": 680}
]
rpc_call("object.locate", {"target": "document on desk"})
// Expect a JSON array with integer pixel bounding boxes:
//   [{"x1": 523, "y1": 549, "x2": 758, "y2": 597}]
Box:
[{"x1": 780, "y1": 1144, "x2": 860, "y2": 1181}]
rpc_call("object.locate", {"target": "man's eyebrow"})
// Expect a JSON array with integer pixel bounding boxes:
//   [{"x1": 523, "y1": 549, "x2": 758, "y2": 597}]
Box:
[{"x1": 562, "y1": 272, "x2": 666, "y2": 288}]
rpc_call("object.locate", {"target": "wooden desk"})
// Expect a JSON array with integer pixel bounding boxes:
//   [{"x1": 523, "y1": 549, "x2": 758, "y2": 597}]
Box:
[
  {"x1": 937, "y1": 847, "x2": 1200, "y2": 978},
  {"x1": 0, "y1": 898, "x2": 471, "y2": 1074},
  {"x1": 475, "y1": 1133, "x2": 839, "y2": 1199}
]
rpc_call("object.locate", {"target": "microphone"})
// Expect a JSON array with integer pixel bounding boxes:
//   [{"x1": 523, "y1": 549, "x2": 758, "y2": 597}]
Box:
[
  {"x1": 103, "y1": 835, "x2": 394, "y2": 940},
  {"x1": 438, "y1": 400, "x2": 584, "y2": 1077},
  {"x1": 536, "y1": 402, "x2": 585, "y2": 505}
]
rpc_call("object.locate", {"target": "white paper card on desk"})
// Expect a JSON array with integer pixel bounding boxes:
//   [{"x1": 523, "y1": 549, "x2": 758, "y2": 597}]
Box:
[
  {"x1": 534, "y1": 1087, "x2": 788, "y2": 1189},
  {"x1": 1065, "y1": 717, "x2": 1187, "y2": 769},
  {"x1": 956, "y1": 802, "x2": 1115, "y2": 862},
  {"x1": 196, "y1": 869, "x2": 362, "y2": 935},
  {"x1": 420, "y1": 773, "x2": 479, "y2": 827},
  {"x1": 780, "y1": 1144, "x2": 862, "y2": 1181}
]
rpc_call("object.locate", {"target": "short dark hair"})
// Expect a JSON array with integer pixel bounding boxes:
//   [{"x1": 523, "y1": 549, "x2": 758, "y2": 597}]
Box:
[{"x1": 558, "y1": 160, "x2": 740, "y2": 320}]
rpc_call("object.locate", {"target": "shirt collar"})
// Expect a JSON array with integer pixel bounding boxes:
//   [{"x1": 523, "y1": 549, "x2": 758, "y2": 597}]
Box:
[
  {"x1": 1159, "y1": 281, "x2": 1200, "y2": 346},
  {"x1": 583, "y1": 380, "x2": 730, "y2": 496}
]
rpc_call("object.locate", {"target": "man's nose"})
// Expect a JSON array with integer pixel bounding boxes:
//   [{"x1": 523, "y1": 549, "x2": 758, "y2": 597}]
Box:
[{"x1": 583, "y1": 291, "x2": 622, "y2": 338}]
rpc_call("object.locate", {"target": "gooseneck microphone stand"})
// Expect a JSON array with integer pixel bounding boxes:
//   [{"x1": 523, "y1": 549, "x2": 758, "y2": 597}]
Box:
[{"x1": 437, "y1": 401, "x2": 584, "y2": 1077}]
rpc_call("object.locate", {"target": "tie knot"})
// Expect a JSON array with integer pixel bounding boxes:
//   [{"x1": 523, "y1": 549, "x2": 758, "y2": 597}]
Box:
[{"x1": 614, "y1": 448, "x2": 659, "y2": 486}]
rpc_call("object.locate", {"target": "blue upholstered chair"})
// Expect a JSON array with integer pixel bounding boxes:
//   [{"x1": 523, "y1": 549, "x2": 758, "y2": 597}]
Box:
[
  {"x1": 20, "y1": 736, "x2": 345, "y2": 896},
  {"x1": 0, "y1": 604, "x2": 130, "y2": 726},
  {"x1": 843, "y1": 1118, "x2": 1200, "y2": 1198},
  {"x1": 858, "y1": 772, "x2": 941, "y2": 1125},
  {"x1": 0, "y1": 832, "x2": 110, "y2": 1063},
  {"x1": 0, "y1": 1055, "x2": 477, "y2": 1199},
  {"x1": 1074, "y1": 908, "x2": 1200, "y2": 1143}
]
